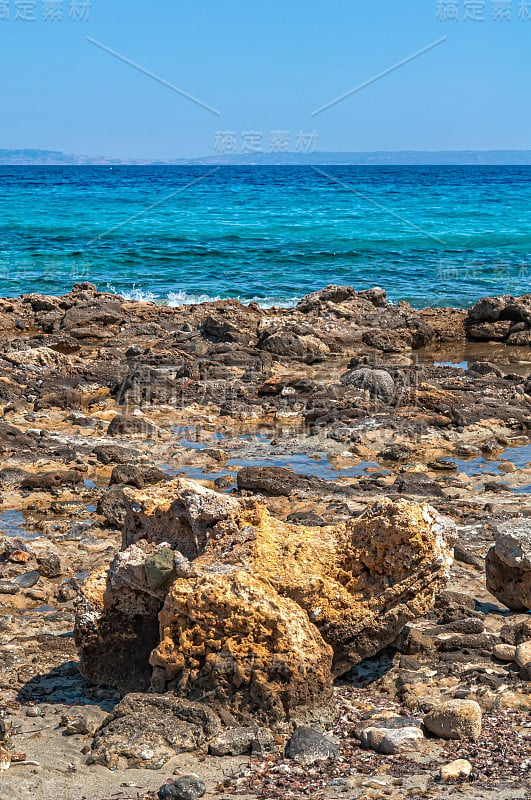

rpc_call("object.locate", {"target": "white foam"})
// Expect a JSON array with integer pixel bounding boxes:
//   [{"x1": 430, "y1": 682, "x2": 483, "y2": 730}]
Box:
[{"x1": 110, "y1": 285, "x2": 301, "y2": 310}]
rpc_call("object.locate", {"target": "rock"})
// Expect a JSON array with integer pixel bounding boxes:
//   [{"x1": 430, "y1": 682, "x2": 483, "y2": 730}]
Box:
[
  {"x1": 439, "y1": 758, "x2": 473, "y2": 783},
  {"x1": 259, "y1": 328, "x2": 331, "y2": 362},
  {"x1": 21, "y1": 470, "x2": 84, "y2": 491},
  {"x1": 501, "y1": 620, "x2": 531, "y2": 645},
  {"x1": 393, "y1": 473, "x2": 446, "y2": 498},
  {"x1": 466, "y1": 321, "x2": 513, "y2": 341},
  {"x1": 486, "y1": 519, "x2": 531, "y2": 610},
  {"x1": 107, "y1": 414, "x2": 158, "y2": 438},
  {"x1": 237, "y1": 466, "x2": 323, "y2": 497},
  {"x1": 0, "y1": 422, "x2": 37, "y2": 454},
  {"x1": 93, "y1": 444, "x2": 139, "y2": 465},
  {"x1": 515, "y1": 641, "x2": 531, "y2": 668},
  {"x1": 0, "y1": 582, "x2": 19, "y2": 595},
  {"x1": 109, "y1": 464, "x2": 169, "y2": 489},
  {"x1": 96, "y1": 485, "x2": 129, "y2": 527},
  {"x1": 12, "y1": 571, "x2": 40, "y2": 588},
  {"x1": 285, "y1": 726, "x2": 338, "y2": 764},
  {"x1": 144, "y1": 546, "x2": 177, "y2": 591},
  {"x1": 75, "y1": 479, "x2": 455, "y2": 726},
  {"x1": 158, "y1": 776, "x2": 206, "y2": 800},
  {"x1": 3, "y1": 346, "x2": 72, "y2": 368},
  {"x1": 35, "y1": 388, "x2": 82, "y2": 410},
  {"x1": 360, "y1": 725, "x2": 424, "y2": 755},
  {"x1": 60, "y1": 298, "x2": 123, "y2": 333},
  {"x1": 436, "y1": 632, "x2": 497, "y2": 653},
  {"x1": 378, "y1": 444, "x2": 412, "y2": 463},
  {"x1": 492, "y1": 643, "x2": 516, "y2": 662},
  {"x1": 340, "y1": 368, "x2": 395, "y2": 402},
  {"x1": 36, "y1": 553, "x2": 62, "y2": 578},
  {"x1": 423, "y1": 699, "x2": 482, "y2": 740},
  {"x1": 468, "y1": 361, "x2": 503, "y2": 377},
  {"x1": 61, "y1": 713, "x2": 94, "y2": 736},
  {"x1": 208, "y1": 726, "x2": 275, "y2": 757},
  {"x1": 394, "y1": 626, "x2": 434, "y2": 655},
  {"x1": 89, "y1": 694, "x2": 221, "y2": 769},
  {"x1": 296, "y1": 285, "x2": 358, "y2": 312},
  {"x1": 436, "y1": 590, "x2": 476, "y2": 612},
  {"x1": 492, "y1": 520, "x2": 531, "y2": 570},
  {"x1": 453, "y1": 543, "x2": 484, "y2": 571},
  {"x1": 201, "y1": 303, "x2": 260, "y2": 346},
  {"x1": 286, "y1": 510, "x2": 325, "y2": 527},
  {"x1": 519, "y1": 662, "x2": 531, "y2": 681},
  {"x1": 0, "y1": 468, "x2": 31, "y2": 489}
]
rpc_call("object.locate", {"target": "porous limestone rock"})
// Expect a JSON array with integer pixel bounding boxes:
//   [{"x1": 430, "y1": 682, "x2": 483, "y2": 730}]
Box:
[
  {"x1": 486, "y1": 519, "x2": 531, "y2": 611},
  {"x1": 424, "y1": 699, "x2": 482, "y2": 741},
  {"x1": 75, "y1": 478, "x2": 455, "y2": 727}
]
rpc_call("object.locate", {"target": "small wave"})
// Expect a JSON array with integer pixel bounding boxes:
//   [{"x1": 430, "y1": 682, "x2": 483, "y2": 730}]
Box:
[
  {"x1": 168, "y1": 290, "x2": 301, "y2": 309},
  {"x1": 110, "y1": 285, "x2": 301, "y2": 309},
  {"x1": 114, "y1": 286, "x2": 157, "y2": 303}
]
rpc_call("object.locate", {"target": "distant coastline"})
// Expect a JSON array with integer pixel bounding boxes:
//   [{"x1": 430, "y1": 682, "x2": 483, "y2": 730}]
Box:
[{"x1": 3, "y1": 148, "x2": 531, "y2": 166}]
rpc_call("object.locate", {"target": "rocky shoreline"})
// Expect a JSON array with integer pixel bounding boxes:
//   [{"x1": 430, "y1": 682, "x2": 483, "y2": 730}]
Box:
[{"x1": 0, "y1": 283, "x2": 529, "y2": 800}]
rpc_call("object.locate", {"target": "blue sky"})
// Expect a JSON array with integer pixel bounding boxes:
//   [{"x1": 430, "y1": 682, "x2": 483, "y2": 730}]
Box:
[{"x1": 1, "y1": 0, "x2": 530, "y2": 158}]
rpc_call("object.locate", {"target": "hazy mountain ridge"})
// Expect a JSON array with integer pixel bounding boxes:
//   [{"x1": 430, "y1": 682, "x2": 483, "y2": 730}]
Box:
[{"x1": 2, "y1": 148, "x2": 531, "y2": 165}]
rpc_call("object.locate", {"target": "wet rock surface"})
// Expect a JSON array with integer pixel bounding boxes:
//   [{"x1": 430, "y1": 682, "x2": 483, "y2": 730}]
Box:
[{"x1": 0, "y1": 285, "x2": 528, "y2": 799}]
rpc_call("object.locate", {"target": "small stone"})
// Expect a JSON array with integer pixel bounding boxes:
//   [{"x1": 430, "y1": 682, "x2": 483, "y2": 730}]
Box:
[
  {"x1": 493, "y1": 643, "x2": 517, "y2": 662},
  {"x1": 208, "y1": 726, "x2": 275, "y2": 757},
  {"x1": 37, "y1": 553, "x2": 62, "y2": 579},
  {"x1": 394, "y1": 626, "x2": 434, "y2": 655},
  {"x1": 0, "y1": 746, "x2": 10, "y2": 771},
  {"x1": 515, "y1": 641, "x2": 531, "y2": 668},
  {"x1": 486, "y1": 519, "x2": 531, "y2": 611},
  {"x1": 340, "y1": 367, "x2": 395, "y2": 402},
  {"x1": 439, "y1": 758, "x2": 473, "y2": 783},
  {"x1": 25, "y1": 707, "x2": 42, "y2": 718},
  {"x1": 285, "y1": 726, "x2": 339, "y2": 764},
  {"x1": 360, "y1": 725, "x2": 424, "y2": 755},
  {"x1": 501, "y1": 620, "x2": 531, "y2": 645},
  {"x1": 157, "y1": 775, "x2": 206, "y2": 800},
  {"x1": 12, "y1": 570, "x2": 40, "y2": 589},
  {"x1": 519, "y1": 662, "x2": 531, "y2": 681},
  {"x1": 423, "y1": 700, "x2": 482, "y2": 740},
  {"x1": 0, "y1": 582, "x2": 19, "y2": 595},
  {"x1": 61, "y1": 714, "x2": 94, "y2": 736},
  {"x1": 144, "y1": 547, "x2": 177, "y2": 591}
]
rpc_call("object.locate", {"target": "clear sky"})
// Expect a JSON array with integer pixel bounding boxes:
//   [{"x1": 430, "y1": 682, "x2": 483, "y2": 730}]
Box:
[{"x1": 1, "y1": 0, "x2": 530, "y2": 159}]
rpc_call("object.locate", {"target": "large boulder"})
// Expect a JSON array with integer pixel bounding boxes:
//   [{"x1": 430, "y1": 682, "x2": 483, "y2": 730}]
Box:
[
  {"x1": 465, "y1": 294, "x2": 531, "y2": 343},
  {"x1": 486, "y1": 519, "x2": 531, "y2": 611},
  {"x1": 89, "y1": 693, "x2": 222, "y2": 769},
  {"x1": 75, "y1": 479, "x2": 455, "y2": 727}
]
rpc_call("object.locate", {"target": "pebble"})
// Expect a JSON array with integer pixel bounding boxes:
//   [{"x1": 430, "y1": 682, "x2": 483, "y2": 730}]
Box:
[
  {"x1": 208, "y1": 726, "x2": 275, "y2": 757},
  {"x1": 158, "y1": 775, "x2": 206, "y2": 800},
  {"x1": 515, "y1": 640, "x2": 531, "y2": 668},
  {"x1": 12, "y1": 571, "x2": 40, "y2": 589},
  {"x1": 492, "y1": 643, "x2": 517, "y2": 662},
  {"x1": 285, "y1": 726, "x2": 339, "y2": 764},
  {"x1": 423, "y1": 699, "x2": 482, "y2": 740},
  {"x1": 439, "y1": 758, "x2": 473, "y2": 783},
  {"x1": 0, "y1": 582, "x2": 19, "y2": 595},
  {"x1": 360, "y1": 725, "x2": 424, "y2": 755}
]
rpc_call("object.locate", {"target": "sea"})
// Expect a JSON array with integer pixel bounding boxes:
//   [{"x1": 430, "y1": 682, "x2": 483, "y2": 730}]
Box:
[{"x1": 0, "y1": 165, "x2": 530, "y2": 308}]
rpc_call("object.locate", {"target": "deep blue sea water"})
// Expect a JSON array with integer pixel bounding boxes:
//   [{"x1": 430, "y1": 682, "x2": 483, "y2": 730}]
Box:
[{"x1": 0, "y1": 165, "x2": 530, "y2": 308}]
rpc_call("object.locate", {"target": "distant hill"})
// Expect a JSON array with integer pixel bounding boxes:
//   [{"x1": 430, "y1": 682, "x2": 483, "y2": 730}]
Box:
[{"x1": 2, "y1": 148, "x2": 531, "y2": 165}]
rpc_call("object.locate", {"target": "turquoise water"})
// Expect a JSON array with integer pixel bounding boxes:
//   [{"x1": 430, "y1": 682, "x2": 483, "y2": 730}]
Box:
[{"x1": 1, "y1": 165, "x2": 530, "y2": 307}]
